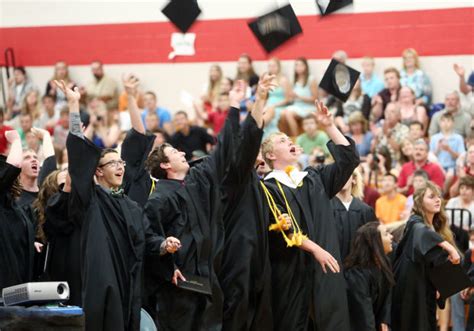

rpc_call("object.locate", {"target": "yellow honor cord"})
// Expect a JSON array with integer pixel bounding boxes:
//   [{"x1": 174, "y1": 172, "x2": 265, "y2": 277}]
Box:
[
  {"x1": 149, "y1": 178, "x2": 156, "y2": 196},
  {"x1": 260, "y1": 181, "x2": 308, "y2": 247}
]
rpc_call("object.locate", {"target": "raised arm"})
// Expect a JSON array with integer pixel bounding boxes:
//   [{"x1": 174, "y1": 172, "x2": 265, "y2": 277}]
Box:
[
  {"x1": 5, "y1": 130, "x2": 22, "y2": 167},
  {"x1": 454, "y1": 64, "x2": 472, "y2": 95},
  {"x1": 123, "y1": 74, "x2": 145, "y2": 134},
  {"x1": 310, "y1": 100, "x2": 360, "y2": 198}
]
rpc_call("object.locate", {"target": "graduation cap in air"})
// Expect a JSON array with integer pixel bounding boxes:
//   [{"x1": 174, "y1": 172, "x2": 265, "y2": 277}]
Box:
[
  {"x1": 428, "y1": 261, "x2": 472, "y2": 300},
  {"x1": 248, "y1": 4, "x2": 303, "y2": 53},
  {"x1": 319, "y1": 58, "x2": 360, "y2": 102},
  {"x1": 316, "y1": 0, "x2": 353, "y2": 16},
  {"x1": 162, "y1": 0, "x2": 202, "y2": 33}
]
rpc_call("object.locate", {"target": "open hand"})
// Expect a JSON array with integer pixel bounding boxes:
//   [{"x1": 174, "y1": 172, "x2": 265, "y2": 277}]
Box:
[
  {"x1": 312, "y1": 246, "x2": 340, "y2": 273},
  {"x1": 54, "y1": 80, "x2": 80, "y2": 103},
  {"x1": 314, "y1": 100, "x2": 334, "y2": 129},
  {"x1": 30, "y1": 127, "x2": 50, "y2": 140},
  {"x1": 5, "y1": 130, "x2": 20, "y2": 143},
  {"x1": 453, "y1": 63, "x2": 465, "y2": 77},
  {"x1": 256, "y1": 73, "x2": 277, "y2": 100},
  {"x1": 172, "y1": 269, "x2": 186, "y2": 286}
]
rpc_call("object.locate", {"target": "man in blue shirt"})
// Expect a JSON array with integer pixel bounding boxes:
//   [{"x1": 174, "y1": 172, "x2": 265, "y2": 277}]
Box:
[
  {"x1": 360, "y1": 56, "x2": 384, "y2": 98},
  {"x1": 140, "y1": 91, "x2": 173, "y2": 135}
]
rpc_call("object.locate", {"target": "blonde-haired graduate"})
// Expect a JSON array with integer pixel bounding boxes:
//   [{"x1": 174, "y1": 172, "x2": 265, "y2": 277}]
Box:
[{"x1": 260, "y1": 100, "x2": 360, "y2": 331}]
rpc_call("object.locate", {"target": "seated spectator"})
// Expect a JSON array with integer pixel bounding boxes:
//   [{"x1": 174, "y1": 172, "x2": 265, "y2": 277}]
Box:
[
  {"x1": 360, "y1": 56, "x2": 384, "y2": 98},
  {"x1": 454, "y1": 63, "x2": 474, "y2": 96},
  {"x1": 403, "y1": 169, "x2": 429, "y2": 217},
  {"x1": 85, "y1": 61, "x2": 119, "y2": 111},
  {"x1": 17, "y1": 112, "x2": 33, "y2": 149},
  {"x1": 281, "y1": 57, "x2": 318, "y2": 136},
  {"x1": 195, "y1": 92, "x2": 230, "y2": 135},
  {"x1": 84, "y1": 102, "x2": 120, "y2": 149},
  {"x1": 53, "y1": 107, "x2": 69, "y2": 151},
  {"x1": 372, "y1": 102, "x2": 409, "y2": 163},
  {"x1": 400, "y1": 48, "x2": 432, "y2": 105},
  {"x1": 263, "y1": 57, "x2": 292, "y2": 139},
  {"x1": 347, "y1": 111, "x2": 373, "y2": 159},
  {"x1": 398, "y1": 138, "x2": 439, "y2": 172},
  {"x1": 45, "y1": 61, "x2": 76, "y2": 109},
  {"x1": 296, "y1": 114, "x2": 329, "y2": 156},
  {"x1": 0, "y1": 110, "x2": 13, "y2": 155},
  {"x1": 235, "y1": 53, "x2": 259, "y2": 91},
  {"x1": 429, "y1": 91, "x2": 471, "y2": 138},
  {"x1": 450, "y1": 145, "x2": 474, "y2": 197},
  {"x1": 20, "y1": 90, "x2": 41, "y2": 123},
  {"x1": 371, "y1": 67, "x2": 401, "y2": 122},
  {"x1": 429, "y1": 112, "x2": 465, "y2": 172},
  {"x1": 145, "y1": 112, "x2": 160, "y2": 133},
  {"x1": 359, "y1": 164, "x2": 381, "y2": 209},
  {"x1": 398, "y1": 139, "x2": 445, "y2": 196},
  {"x1": 335, "y1": 80, "x2": 371, "y2": 133},
  {"x1": 361, "y1": 146, "x2": 392, "y2": 191},
  {"x1": 118, "y1": 90, "x2": 144, "y2": 113},
  {"x1": 408, "y1": 120, "x2": 425, "y2": 141},
  {"x1": 220, "y1": 77, "x2": 233, "y2": 94},
  {"x1": 169, "y1": 111, "x2": 215, "y2": 160},
  {"x1": 6, "y1": 66, "x2": 35, "y2": 120},
  {"x1": 140, "y1": 91, "x2": 173, "y2": 135},
  {"x1": 376, "y1": 174, "x2": 407, "y2": 224},
  {"x1": 398, "y1": 86, "x2": 428, "y2": 130},
  {"x1": 446, "y1": 176, "x2": 474, "y2": 231},
  {"x1": 34, "y1": 95, "x2": 58, "y2": 134},
  {"x1": 201, "y1": 64, "x2": 224, "y2": 112}
]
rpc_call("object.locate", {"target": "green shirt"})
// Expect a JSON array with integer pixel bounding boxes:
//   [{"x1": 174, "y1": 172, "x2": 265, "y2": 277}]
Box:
[{"x1": 296, "y1": 131, "x2": 330, "y2": 155}]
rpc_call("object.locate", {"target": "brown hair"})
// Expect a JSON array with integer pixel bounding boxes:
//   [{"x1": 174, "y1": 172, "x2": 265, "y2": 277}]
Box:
[
  {"x1": 33, "y1": 170, "x2": 62, "y2": 243},
  {"x1": 235, "y1": 53, "x2": 257, "y2": 83},
  {"x1": 348, "y1": 111, "x2": 368, "y2": 133},
  {"x1": 145, "y1": 143, "x2": 172, "y2": 179},
  {"x1": 294, "y1": 57, "x2": 310, "y2": 87},
  {"x1": 383, "y1": 67, "x2": 401, "y2": 79},
  {"x1": 459, "y1": 176, "x2": 474, "y2": 191},
  {"x1": 412, "y1": 181, "x2": 455, "y2": 246}
]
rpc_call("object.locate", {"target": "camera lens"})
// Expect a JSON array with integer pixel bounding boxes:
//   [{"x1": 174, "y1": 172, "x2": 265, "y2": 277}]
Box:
[{"x1": 57, "y1": 284, "x2": 64, "y2": 295}]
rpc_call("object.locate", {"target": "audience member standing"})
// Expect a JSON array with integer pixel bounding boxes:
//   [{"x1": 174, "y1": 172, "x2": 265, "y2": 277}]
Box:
[{"x1": 85, "y1": 61, "x2": 119, "y2": 111}]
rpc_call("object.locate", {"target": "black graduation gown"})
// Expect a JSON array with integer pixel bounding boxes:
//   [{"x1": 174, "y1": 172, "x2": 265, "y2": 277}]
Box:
[
  {"x1": 345, "y1": 266, "x2": 391, "y2": 331},
  {"x1": 144, "y1": 107, "x2": 239, "y2": 331},
  {"x1": 219, "y1": 113, "x2": 273, "y2": 331},
  {"x1": 391, "y1": 215, "x2": 446, "y2": 331},
  {"x1": 0, "y1": 160, "x2": 35, "y2": 291},
  {"x1": 67, "y1": 133, "x2": 167, "y2": 331},
  {"x1": 331, "y1": 197, "x2": 376, "y2": 261},
  {"x1": 263, "y1": 138, "x2": 359, "y2": 331},
  {"x1": 43, "y1": 190, "x2": 82, "y2": 306},
  {"x1": 121, "y1": 128, "x2": 155, "y2": 207}
]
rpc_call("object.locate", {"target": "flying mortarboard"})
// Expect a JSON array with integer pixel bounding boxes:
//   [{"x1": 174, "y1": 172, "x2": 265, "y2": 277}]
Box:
[
  {"x1": 248, "y1": 4, "x2": 303, "y2": 53},
  {"x1": 428, "y1": 261, "x2": 472, "y2": 300},
  {"x1": 316, "y1": 0, "x2": 353, "y2": 16},
  {"x1": 319, "y1": 58, "x2": 360, "y2": 102},
  {"x1": 162, "y1": 0, "x2": 202, "y2": 33}
]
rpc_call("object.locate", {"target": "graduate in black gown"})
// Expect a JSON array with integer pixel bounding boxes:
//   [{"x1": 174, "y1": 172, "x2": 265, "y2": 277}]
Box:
[
  {"x1": 331, "y1": 168, "x2": 376, "y2": 261},
  {"x1": 344, "y1": 222, "x2": 394, "y2": 331},
  {"x1": 260, "y1": 101, "x2": 359, "y2": 330},
  {"x1": 0, "y1": 130, "x2": 35, "y2": 291},
  {"x1": 143, "y1": 81, "x2": 256, "y2": 331},
  {"x1": 391, "y1": 181, "x2": 462, "y2": 331},
  {"x1": 56, "y1": 80, "x2": 180, "y2": 331},
  {"x1": 219, "y1": 75, "x2": 274, "y2": 331}
]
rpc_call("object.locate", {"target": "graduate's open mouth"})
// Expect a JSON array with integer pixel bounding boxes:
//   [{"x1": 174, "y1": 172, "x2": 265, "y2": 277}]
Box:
[
  {"x1": 31, "y1": 164, "x2": 38, "y2": 172},
  {"x1": 289, "y1": 146, "x2": 296, "y2": 154}
]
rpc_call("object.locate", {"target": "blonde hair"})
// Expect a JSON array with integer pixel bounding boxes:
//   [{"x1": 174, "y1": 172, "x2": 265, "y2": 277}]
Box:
[
  {"x1": 348, "y1": 111, "x2": 368, "y2": 133},
  {"x1": 207, "y1": 64, "x2": 223, "y2": 102},
  {"x1": 402, "y1": 48, "x2": 420, "y2": 70},
  {"x1": 351, "y1": 168, "x2": 364, "y2": 199},
  {"x1": 412, "y1": 181, "x2": 455, "y2": 246},
  {"x1": 261, "y1": 132, "x2": 286, "y2": 169}
]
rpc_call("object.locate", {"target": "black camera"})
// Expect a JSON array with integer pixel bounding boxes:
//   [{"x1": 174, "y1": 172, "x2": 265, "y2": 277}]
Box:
[{"x1": 316, "y1": 155, "x2": 326, "y2": 163}]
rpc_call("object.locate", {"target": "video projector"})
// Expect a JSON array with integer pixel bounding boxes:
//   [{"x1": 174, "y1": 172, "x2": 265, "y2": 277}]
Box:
[{"x1": 2, "y1": 282, "x2": 70, "y2": 306}]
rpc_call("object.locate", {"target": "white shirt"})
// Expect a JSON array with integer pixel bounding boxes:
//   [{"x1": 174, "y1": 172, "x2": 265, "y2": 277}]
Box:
[{"x1": 264, "y1": 168, "x2": 308, "y2": 189}]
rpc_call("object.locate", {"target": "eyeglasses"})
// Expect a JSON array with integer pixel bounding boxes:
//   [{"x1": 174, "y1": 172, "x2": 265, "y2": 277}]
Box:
[{"x1": 99, "y1": 160, "x2": 126, "y2": 169}]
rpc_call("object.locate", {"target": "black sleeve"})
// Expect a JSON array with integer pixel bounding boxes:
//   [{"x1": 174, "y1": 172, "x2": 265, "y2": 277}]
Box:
[
  {"x1": 45, "y1": 81, "x2": 52, "y2": 96},
  {"x1": 380, "y1": 287, "x2": 392, "y2": 326},
  {"x1": 223, "y1": 109, "x2": 263, "y2": 189},
  {"x1": 363, "y1": 203, "x2": 377, "y2": 224},
  {"x1": 38, "y1": 155, "x2": 57, "y2": 186},
  {"x1": 412, "y1": 224, "x2": 445, "y2": 259},
  {"x1": 0, "y1": 160, "x2": 21, "y2": 201},
  {"x1": 361, "y1": 94, "x2": 372, "y2": 120},
  {"x1": 144, "y1": 194, "x2": 176, "y2": 234},
  {"x1": 307, "y1": 137, "x2": 360, "y2": 199},
  {"x1": 121, "y1": 129, "x2": 154, "y2": 191},
  {"x1": 66, "y1": 133, "x2": 101, "y2": 212},
  {"x1": 202, "y1": 127, "x2": 216, "y2": 146},
  {"x1": 142, "y1": 213, "x2": 166, "y2": 256},
  {"x1": 345, "y1": 268, "x2": 377, "y2": 330}
]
